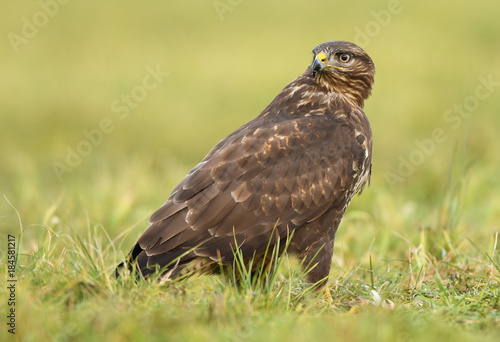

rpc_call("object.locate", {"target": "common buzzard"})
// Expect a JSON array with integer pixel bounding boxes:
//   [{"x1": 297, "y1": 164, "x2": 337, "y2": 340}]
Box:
[{"x1": 116, "y1": 41, "x2": 375, "y2": 288}]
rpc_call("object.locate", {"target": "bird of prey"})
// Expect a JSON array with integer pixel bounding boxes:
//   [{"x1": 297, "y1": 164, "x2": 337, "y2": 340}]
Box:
[{"x1": 116, "y1": 41, "x2": 375, "y2": 288}]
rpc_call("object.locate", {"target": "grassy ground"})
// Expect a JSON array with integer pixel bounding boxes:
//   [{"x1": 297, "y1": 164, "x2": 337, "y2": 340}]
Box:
[{"x1": 1, "y1": 0, "x2": 500, "y2": 341}]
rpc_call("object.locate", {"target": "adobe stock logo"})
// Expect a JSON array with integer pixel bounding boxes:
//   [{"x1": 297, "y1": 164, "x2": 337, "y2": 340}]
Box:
[
  {"x1": 385, "y1": 74, "x2": 500, "y2": 187},
  {"x1": 7, "y1": 0, "x2": 72, "y2": 54},
  {"x1": 353, "y1": 0, "x2": 410, "y2": 48},
  {"x1": 52, "y1": 65, "x2": 169, "y2": 182},
  {"x1": 213, "y1": 0, "x2": 245, "y2": 21}
]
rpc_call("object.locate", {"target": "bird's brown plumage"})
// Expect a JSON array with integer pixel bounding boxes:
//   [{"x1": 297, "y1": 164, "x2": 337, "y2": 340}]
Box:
[{"x1": 116, "y1": 41, "x2": 375, "y2": 287}]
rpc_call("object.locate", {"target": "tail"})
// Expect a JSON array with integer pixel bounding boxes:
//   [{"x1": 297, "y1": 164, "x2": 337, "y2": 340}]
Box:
[
  {"x1": 114, "y1": 243, "x2": 195, "y2": 279},
  {"x1": 114, "y1": 243, "x2": 150, "y2": 278}
]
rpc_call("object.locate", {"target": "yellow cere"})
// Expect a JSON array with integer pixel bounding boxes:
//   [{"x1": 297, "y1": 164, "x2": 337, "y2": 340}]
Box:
[
  {"x1": 316, "y1": 52, "x2": 343, "y2": 70},
  {"x1": 316, "y1": 52, "x2": 327, "y2": 63}
]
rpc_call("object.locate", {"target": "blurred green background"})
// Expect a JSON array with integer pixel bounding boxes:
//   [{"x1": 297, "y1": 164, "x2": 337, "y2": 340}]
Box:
[
  {"x1": 1, "y1": 0, "x2": 500, "y2": 274},
  {"x1": 1, "y1": 1, "x2": 500, "y2": 341}
]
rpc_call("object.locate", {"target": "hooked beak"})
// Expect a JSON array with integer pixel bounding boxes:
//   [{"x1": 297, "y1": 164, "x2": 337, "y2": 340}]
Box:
[
  {"x1": 312, "y1": 52, "x2": 344, "y2": 75},
  {"x1": 312, "y1": 52, "x2": 327, "y2": 73}
]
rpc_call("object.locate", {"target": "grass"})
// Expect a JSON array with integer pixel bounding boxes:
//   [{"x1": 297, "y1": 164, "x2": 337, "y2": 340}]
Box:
[
  {"x1": 1, "y1": 0, "x2": 500, "y2": 341},
  {"x1": 2, "y1": 192, "x2": 499, "y2": 341}
]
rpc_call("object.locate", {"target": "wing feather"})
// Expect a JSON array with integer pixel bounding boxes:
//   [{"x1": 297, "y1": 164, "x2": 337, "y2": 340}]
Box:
[{"x1": 133, "y1": 108, "x2": 370, "y2": 274}]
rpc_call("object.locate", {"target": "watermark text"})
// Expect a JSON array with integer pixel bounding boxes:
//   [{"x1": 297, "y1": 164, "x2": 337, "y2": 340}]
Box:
[{"x1": 6, "y1": 234, "x2": 17, "y2": 335}]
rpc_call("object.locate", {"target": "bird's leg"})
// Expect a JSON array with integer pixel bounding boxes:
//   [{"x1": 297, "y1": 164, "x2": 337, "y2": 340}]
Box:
[
  {"x1": 289, "y1": 237, "x2": 334, "y2": 290},
  {"x1": 322, "y1": 286, "x2": 333, "y2": 302},
  {"x1": 303, "y1": 240, "x2": 334, "y2": 289}
]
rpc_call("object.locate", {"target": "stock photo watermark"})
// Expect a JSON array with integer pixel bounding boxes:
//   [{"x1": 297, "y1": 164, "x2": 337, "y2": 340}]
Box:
[
  {"x1": 6, "y1": 234, "x2": 17, "y2": 335},
  {"x1": 52, "y1": 304, "x2": 103, "y2": 342},
  {"x1": 385, "y1": 74, "x2": 500, "y2": 187},
  {"x1": 353, "y1": 0, "x2": 411, "y2": 47},
  {"x1": 7, "y1": 0, "x2": 72, "y2": 54},
  {"x1": 52, "y1": 65, "x2": 169, "y2": 181},
  {"x1": 213, "y1": 0, "x2": 245, "y2": 21}
]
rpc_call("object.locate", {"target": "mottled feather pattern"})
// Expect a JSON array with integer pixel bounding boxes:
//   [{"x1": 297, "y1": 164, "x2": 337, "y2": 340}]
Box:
[{"x1": 116, "y1": 41, "x2": 375, "y2": 287}]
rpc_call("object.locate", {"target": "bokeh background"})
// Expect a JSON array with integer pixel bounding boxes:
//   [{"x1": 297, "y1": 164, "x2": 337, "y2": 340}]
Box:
[
  {"x1": 1, "y1": 0, "x2": 500, "y2": 327},
  {"x1": 1, "y1": 0, "x2": 500, "y2": 340},
  {"x1": 2, "y1": 0, "x2": 500, "y2": 253}
]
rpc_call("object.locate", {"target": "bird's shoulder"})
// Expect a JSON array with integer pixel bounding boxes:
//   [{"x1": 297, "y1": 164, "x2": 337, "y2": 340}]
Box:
[
  {"x1": 138, "y1": 76, "x2": 372, "y2": 257},
  {"x1": 149, "y1": 101, "x2": 368, "y2": 225}
]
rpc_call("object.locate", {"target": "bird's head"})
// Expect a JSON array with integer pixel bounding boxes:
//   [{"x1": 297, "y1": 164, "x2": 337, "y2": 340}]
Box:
[{"x1": 310, "y1": 41, "x2": 375, "y2": 107}]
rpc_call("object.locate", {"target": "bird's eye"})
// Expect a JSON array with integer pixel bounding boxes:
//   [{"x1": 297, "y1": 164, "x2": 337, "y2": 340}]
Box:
[{"x1": 339, "y1": 53, "x2": 351, "y2": 63}]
